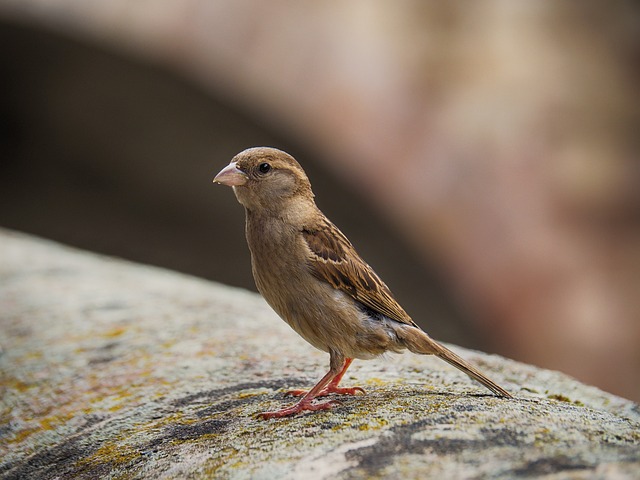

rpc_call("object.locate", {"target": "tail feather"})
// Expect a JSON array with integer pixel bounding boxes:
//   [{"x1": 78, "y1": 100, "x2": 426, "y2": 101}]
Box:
[
  {"x1": 397, "y1": 326, "x2": 512, "y2": 398},
  {"x1": 432, "y1": 342, "x2": 512, "y2": 398}
]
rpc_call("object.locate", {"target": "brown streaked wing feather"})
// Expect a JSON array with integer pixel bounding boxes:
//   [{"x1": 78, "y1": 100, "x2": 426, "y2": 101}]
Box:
[{"x1": 302, "y1": 218, "x2": 416, "y2": 327}]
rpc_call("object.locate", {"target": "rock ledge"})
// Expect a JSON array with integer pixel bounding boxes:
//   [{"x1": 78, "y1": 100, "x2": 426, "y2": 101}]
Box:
[{"x1": 1, "y1": 229, "x2": 638, "y2": 479}]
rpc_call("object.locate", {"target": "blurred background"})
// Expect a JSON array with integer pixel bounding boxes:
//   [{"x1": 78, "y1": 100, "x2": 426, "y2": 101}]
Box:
[{"x1": 0, "y1": 1, "x2": 638, "y2": 402}]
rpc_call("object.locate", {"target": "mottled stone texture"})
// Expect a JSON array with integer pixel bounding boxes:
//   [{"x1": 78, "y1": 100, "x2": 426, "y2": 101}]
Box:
[{"x1": 1, "y1": 229, "x2": 638, "y2": 479}]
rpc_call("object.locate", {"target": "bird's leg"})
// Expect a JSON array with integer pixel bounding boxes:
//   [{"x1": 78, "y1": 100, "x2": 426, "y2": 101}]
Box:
[
  {"x1": 260, "y1": 352, "x2": 360, "y2": 419},
  {"x1": 322, "y1": 357, "x2": 365, "y2": 395},
  {"x1": 259, "y1": 367, "x2": 336, "y2": 419},
  {"x1": 285, "y1": 357, "x2": 365, "y2": 397}
]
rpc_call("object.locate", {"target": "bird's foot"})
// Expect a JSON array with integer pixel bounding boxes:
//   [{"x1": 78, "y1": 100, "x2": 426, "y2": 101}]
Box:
[
  {"x1": 258, "y1": 399, "x2": 338, "y2": 419},
  {"x1": 285, "y1": 385, "x2": 365, "y2": 398}
]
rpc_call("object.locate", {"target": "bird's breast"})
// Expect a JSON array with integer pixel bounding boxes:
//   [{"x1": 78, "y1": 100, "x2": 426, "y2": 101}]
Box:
[{"x1": 244, "y1": 212, "x2": 403, "y2": 359}]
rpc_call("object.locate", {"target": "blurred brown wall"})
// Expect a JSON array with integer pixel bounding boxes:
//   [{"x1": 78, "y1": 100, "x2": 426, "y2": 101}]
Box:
[{"x1": 1, "y1": 1, "x2": 638, "y2": 401}]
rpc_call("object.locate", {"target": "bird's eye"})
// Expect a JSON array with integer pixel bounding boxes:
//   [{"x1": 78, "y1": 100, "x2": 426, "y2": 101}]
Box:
[{"x1": 258, "y1": 162, "x2": 272, "y2": 174}]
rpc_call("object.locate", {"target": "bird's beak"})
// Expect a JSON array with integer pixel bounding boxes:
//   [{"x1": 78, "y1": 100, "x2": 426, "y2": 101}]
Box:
[{"x1": 213, "y1": 162, "x2": 248, "y2": 186}]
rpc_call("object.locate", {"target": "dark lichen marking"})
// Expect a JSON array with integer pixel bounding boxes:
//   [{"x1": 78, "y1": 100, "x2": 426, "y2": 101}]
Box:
[
  {"x1": 512, "y1": 456, "x2": 593, "y2": 476},
  {"x1": 0, "y1": 414, "x2": 109, "y2": 479},
  {"x1": 450, "y1": 402, "x2": 481, "y2": 413},
  {"x1": 139, "y1": 418, "x2": 233, "y2": 457},
  {"x1": 0, "y1": 437, "x2": 88, "y2": 480},
  {"x1": 318, "y1": 420, "x2": 344, "y2": 430},
  {"x1": 346, "y1": 428, "x2": 510, "y2": 473},
  {"x1": 167, "y1": 419, "x2": 230, "y2": 441},
  {"x1": 342, "y1": 411, "x2": 530, "y2": 476},
  {"x1": 173, "y1": 379, "x2": 306, "y2": 406},
  {"x1": 342, "y1": 397, "x2": 640, "y2": 478},
  {"x1": 480, "y1": 427, "x2": 529, "y2": 448},
  {"x1": 0, "y1": 423, "x2": 14, "y2": 440},
  {"x1": 511, "y1": 444, "x2": 640, "y2": 477},
  {"x1": 6, "y1": 393, "x2": 222, "y2": 479},
  {"x1": 3, "y1": 416, "x2": 229, "y2": 480},
  {"x1": 193, "y1": 381, "x2": 322, "y2": 416},
  {"x1": 88, "y1": 355, "x2": 116, "y2": 365},
  {"x1": 195, "y1": 398, "x2": 263, "y2": 417}
]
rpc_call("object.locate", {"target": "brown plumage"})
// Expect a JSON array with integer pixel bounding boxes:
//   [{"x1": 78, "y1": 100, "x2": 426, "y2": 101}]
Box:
[{"x1": 214, "y1": 147, "x2": 512, "y2": 418}]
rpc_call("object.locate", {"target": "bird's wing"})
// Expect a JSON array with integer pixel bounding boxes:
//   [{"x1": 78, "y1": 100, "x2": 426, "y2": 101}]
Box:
[{"x1": 302, "y1": 218, "x2": 416, "y2": 327}]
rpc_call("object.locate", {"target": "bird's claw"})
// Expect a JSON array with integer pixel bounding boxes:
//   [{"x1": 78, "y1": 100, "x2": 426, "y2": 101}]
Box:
[
  {"x1": 284, "y1": 388, "x2": 309, "y2": 397},
  {"x1": 258, "y1": 400, "x2": 338, "y2": 419},
  {"x1": 285, "y1": 385, "x2": 365, "y2": 397}
]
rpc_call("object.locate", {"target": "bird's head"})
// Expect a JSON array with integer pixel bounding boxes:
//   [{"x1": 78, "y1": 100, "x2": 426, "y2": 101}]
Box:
[{"x1": 214, "y1": 147, "x2": 314, "y2": 212}]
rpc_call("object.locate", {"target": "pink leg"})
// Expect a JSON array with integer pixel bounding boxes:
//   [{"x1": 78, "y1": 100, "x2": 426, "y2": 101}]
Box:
[
  {"x1": 259, "y1": 354, "x2": 364, "y2": 419},
  {"x1": 259, "y1": 367, "x2": 337, "y2": 419},
  {"x1": 285, "y1": 357, "x2": 365, "y2": 398}
]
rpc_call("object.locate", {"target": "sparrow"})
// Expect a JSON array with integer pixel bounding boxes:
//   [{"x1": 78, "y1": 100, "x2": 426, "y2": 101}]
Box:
[{"x1": 214, "y1": 147, "x2": 512, "y2": 419}]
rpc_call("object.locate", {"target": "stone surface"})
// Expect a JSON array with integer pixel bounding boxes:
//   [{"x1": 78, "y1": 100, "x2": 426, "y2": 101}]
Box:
[{"x1": 1, "y1": 228, "x2": 638, "y2": 479}]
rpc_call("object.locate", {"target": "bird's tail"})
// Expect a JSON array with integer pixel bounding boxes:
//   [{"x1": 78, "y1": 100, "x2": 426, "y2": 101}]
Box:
[{"x1": 397, "y1": 326, "x2": 512, "y2": 398}]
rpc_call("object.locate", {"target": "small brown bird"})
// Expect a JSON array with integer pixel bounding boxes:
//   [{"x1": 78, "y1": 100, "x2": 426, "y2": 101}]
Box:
[{"x1": 214, "y1": 147, "x2": 512, "y2": 418}]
